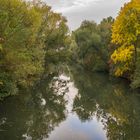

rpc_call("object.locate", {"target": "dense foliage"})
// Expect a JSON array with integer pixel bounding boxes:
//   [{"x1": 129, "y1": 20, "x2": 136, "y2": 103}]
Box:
[
  {"x1": 110, "y1": 0, "x2": 140, "y2": 88},
  {"x1": 0, "y1": 0, "x2": 70, "y2": 99},
  {"x1": 0, "y1": 0, "x2": 140, "y2": 100},
  {"x1": 110, "y1": 0, "x2": 140, "y2": 77},
  {"x1": 72, "y1": 0, "x2": 140, "y2": 89},
  {"x1": 73, "y1": 17, "x2": 114, "y2": 71}
]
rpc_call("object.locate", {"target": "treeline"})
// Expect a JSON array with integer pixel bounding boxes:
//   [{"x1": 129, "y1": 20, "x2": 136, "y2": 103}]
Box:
[
  {"x1": 72, "y1": 0, "x2": 140, "y2": 89},
  {"x1": 0, "y1": 0, "x2": 71, "y2": 99},
  {"x1": 0, "y1": 0, "x2": 140, "y2": 99}
]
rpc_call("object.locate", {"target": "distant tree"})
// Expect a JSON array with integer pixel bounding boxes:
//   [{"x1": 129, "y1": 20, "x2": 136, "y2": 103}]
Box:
[{"x1": 73, "y1": 17, "x2": 113, "y2": 71}]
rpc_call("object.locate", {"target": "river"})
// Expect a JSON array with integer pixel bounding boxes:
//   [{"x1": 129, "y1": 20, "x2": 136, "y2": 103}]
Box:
[{"x1": 0, "y1": 65, "x2": 140, "y2": 140}]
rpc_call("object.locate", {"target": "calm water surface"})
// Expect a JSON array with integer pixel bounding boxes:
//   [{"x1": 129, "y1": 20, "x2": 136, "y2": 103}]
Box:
[{"x1": 0, "y1": 66, "x2": 140, "y2": 140}]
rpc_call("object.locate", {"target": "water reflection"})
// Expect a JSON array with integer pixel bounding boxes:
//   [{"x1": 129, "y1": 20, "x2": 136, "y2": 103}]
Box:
[
  {"x1": 71, "y1": 67, "x2": 140, "y2": 140},
  {"x1": 0, "y1": 66, "x2": 140, "y2": 140},
  {"x1": 0, "y1": 73, "x2": 68, "y2": 140}
]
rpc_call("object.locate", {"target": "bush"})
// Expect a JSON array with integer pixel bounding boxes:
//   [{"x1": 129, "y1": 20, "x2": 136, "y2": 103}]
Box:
[{"x1": 0, "y1": 73, "x2": 18, "y2": 99}]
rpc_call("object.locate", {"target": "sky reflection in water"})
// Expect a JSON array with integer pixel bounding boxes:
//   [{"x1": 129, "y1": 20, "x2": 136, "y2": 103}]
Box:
[{"x1": 0, "y1": 67, "x2": 140, "y2": 140}]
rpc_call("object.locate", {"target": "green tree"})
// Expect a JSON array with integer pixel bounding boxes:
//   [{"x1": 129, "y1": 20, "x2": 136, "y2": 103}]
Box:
[
  {"x1": 0, "y1": 0, "x2": 71, "y2": 99},
  {"x1": 73, "y1": 18, "x2": 113, "y2": 71}
]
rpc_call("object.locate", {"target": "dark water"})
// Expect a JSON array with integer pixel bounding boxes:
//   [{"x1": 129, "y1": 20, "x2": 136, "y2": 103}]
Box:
[{"x1": 0, "y1": 66, "x2": 140, "y2": 140}]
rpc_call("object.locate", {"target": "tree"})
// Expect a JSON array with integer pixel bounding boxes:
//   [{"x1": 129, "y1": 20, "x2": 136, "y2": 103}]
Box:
[
  {"x1": 111, "y1": 0, "x2": 140, "y2": 77},
  {"x1": 73, "y1": 18, "x2": 113, "y2": 71},
  {"x1": 0, "y1": 0, "x2": 71, "y2": 98}
]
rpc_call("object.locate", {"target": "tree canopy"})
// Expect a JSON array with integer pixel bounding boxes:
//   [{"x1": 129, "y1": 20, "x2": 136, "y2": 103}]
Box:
[
  {"x1": 73, "y1": 17, "x2": 114, "y2": 71},
  {"x1": 0, "y1": 0, "x2": 70, "y2": 99},
  {"x1": 111, "y1": 0, "x2": 140, "y2": 77}
]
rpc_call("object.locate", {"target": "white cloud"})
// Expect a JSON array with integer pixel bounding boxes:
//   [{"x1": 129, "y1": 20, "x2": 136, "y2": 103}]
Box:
[{"x1": 45, "y1": 0, "x2": 103, "y2": 13}]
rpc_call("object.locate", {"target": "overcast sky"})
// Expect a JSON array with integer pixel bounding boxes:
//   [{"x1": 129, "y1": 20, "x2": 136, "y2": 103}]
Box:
[{"x1": 44, "y1": 0, "x2": 130, "y2": 30}]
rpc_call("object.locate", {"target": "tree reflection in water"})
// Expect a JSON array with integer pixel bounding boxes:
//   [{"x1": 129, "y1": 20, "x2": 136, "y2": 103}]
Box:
[
  {"x1": 0, "y1": 73, "x2": 71, "y2": 140},
  {"x1": 23, "y1": 74, "x2": 69, "y2": 140},
  {"x1": 71, "y1": 66, "x2": 140, "y2": 140},
  {"x1": 0, "y1": 66, "x2": 140, "y2": 140}
]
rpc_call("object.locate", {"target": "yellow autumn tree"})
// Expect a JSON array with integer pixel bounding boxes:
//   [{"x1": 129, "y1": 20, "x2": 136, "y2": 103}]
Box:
[{"x1": 111, "y1": 0, "x2": 140, "y2": 77}]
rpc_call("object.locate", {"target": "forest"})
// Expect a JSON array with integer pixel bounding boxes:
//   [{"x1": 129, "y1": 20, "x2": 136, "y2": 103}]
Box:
[{"x1": 0, "y1": 0, "x2": 140, "y2": 100}]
